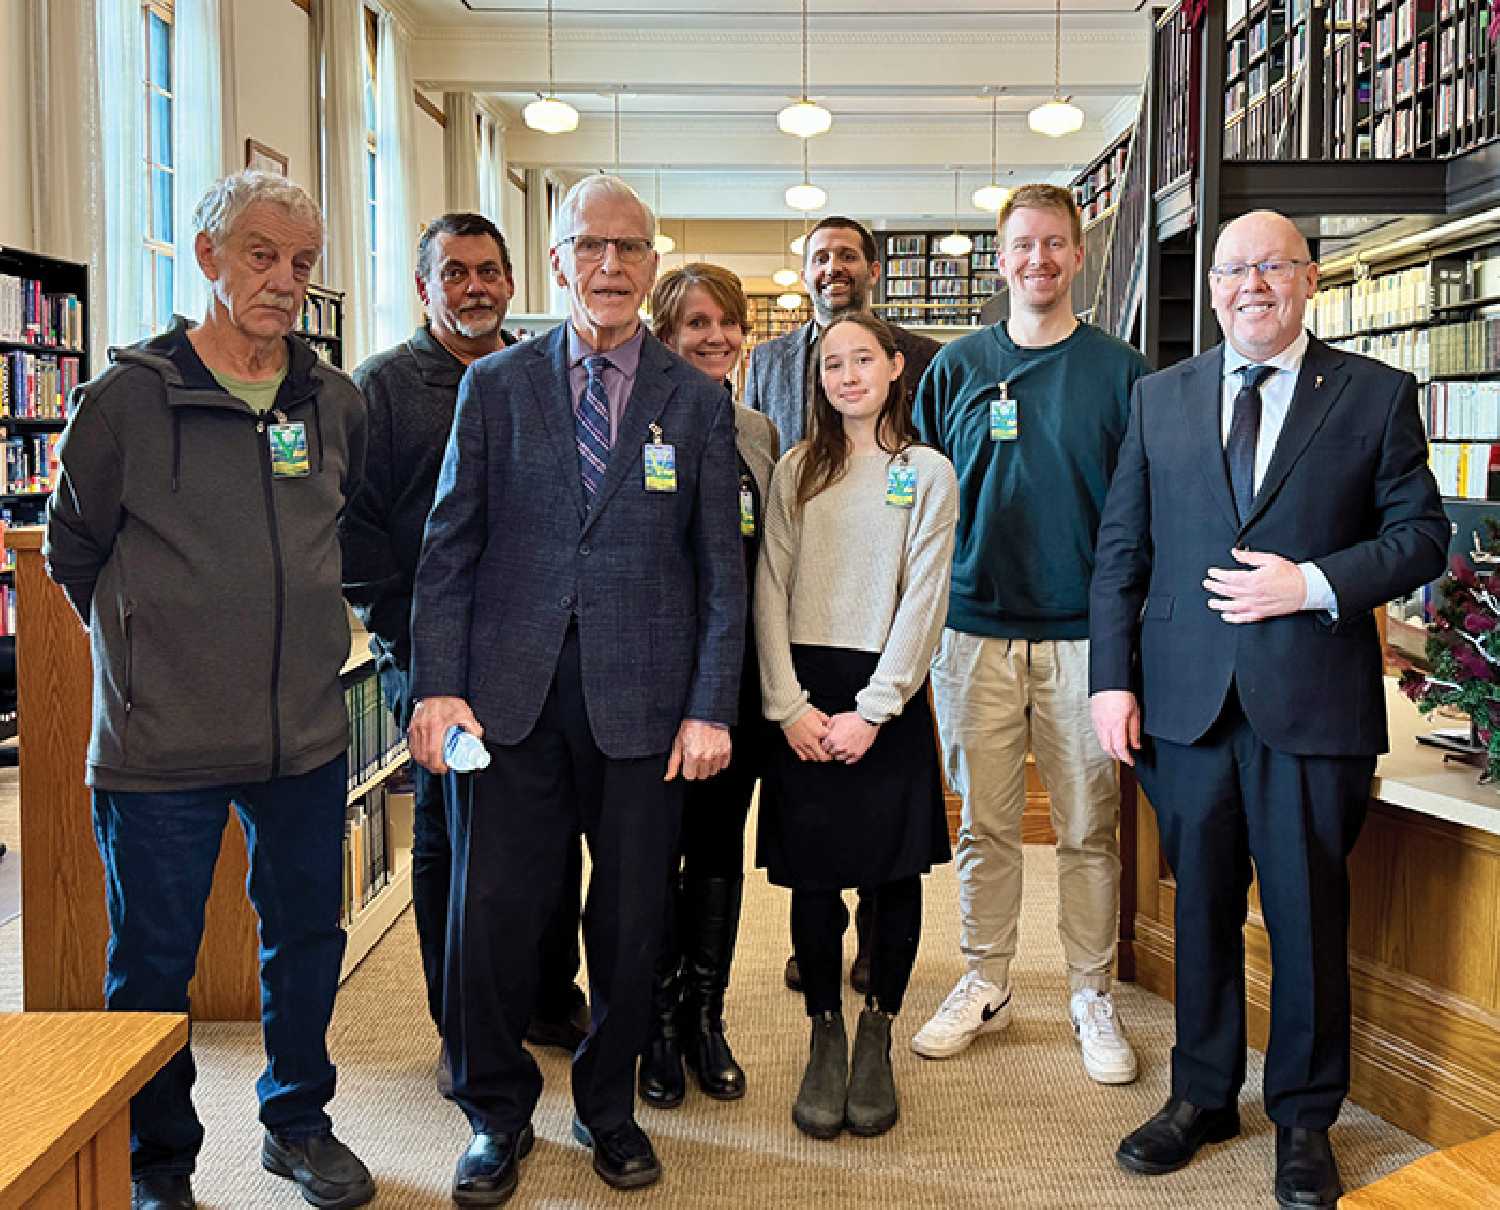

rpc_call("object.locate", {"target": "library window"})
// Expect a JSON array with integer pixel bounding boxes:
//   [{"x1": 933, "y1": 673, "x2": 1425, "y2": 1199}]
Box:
[
  {"x1": 363, "y1": 6, "x2": 378, "y2": 288},
  {"x1": 143, "y1": 0, "x2": 175, "y2": 337}
]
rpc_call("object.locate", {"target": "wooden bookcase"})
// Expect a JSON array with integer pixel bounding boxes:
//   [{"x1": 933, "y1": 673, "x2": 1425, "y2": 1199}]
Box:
[
  {"x1": 877, "y1": 231, "x2": 995, "y2": 328},
  {"x1": 12, "y1": 528, "x2": 411, "y2": 1021},
  {"x1": 1071, "y1": 128, "x2": 1133, "y2": 225},
  {"x1": 1225, "y1": 0, "x2": 1313, "y2": 159},
  {"x1": 298, "y1": 284, "x2": 345, "y2": 369}
]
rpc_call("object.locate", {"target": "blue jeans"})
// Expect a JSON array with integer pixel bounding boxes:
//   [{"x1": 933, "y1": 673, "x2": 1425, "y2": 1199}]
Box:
[{"x1": 92, "y1": 755, "x2": 348, "y2": 1177}]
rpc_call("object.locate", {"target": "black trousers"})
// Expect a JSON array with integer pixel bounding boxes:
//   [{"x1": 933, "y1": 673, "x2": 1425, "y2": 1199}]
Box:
[
  {"x1": 791, "y1": 876, "x2": 922, "y2": 1016},
  {"x1": 383, "y1": 662, "x2": 583, "y2": 1030},
  {"x1": 443, "y1": 626, "x2": 683, "y2": 1135},
  {"x1": 1136, "y1": 686, "x2": 1373, "y2": 1129}
]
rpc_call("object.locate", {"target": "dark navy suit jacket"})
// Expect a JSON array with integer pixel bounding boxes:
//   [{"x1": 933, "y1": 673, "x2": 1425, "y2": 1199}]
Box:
[
  {"x1": 1089, "y1": 335, "x2": 1448, "y2": 757},
  {"x1": 409, "y1": 323, "x2": 746, "y2": 759}
]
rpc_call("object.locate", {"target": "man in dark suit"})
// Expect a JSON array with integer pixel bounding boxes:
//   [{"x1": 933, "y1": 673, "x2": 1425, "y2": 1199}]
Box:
[
  {"x1": 742, "y1": 215, "x2": 939, "y2": 994},
  {"x1": 1089, "y1": 209, "x2": 1447, "y2": 1209},
  {"x1": 743, "y1": 215, "x2": 939, "y2": 451},
  {"x1": 408, "y1": 175, "x2": 744, "y2": 1204}
]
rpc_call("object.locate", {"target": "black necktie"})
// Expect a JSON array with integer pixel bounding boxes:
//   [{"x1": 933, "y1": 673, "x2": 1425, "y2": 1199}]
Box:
[{"x1": 1227, "y1": 364, "x2": 1274, "y2": 523}]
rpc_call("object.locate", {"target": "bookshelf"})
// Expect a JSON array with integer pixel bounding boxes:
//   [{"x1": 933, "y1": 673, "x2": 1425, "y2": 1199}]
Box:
[
  {"x1": 298, "y1": 283, "x2": 345, "y2": 369},
  {"x1": 877, "y1": 231, "x2": 995, "y2": 328},
  {"x1": 13, "y1": 522, "x2": 414, "y2": 1021},
  {"x1": 1072, "y1": 129, "x2": 1133, "y2": 226},
  {"x1": 742, "y1": 293, "x2": 813, "y2": 394},
  {"x1": 1225, "y1": 0, "x2": 1313, "y2": 160}
]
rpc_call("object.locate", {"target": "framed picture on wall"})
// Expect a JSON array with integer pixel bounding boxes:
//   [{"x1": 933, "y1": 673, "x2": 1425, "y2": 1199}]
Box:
[{"x1": 245, "y1": 139, "x2": 289, "y2": 176}]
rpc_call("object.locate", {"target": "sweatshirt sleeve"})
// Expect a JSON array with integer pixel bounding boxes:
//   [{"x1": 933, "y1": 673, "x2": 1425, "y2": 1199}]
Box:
[
  {"x1": 753, "y1": 451, "x2": 812, "y2": 726},
  {"x1": 854, "y1": 454, "x2": 958, "y2": 724},
  {"x1": 44, "y1": 385, "x2": 125, "y2": 626}
]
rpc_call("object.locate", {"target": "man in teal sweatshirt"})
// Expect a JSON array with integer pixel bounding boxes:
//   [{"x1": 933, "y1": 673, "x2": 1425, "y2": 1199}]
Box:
[{"x1": 911, "y1": 184, "x2": 1151, "y2": 1085}]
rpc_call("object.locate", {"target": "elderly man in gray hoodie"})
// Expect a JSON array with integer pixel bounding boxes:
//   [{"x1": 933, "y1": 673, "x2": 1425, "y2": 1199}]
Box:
[{"x1": 45, "y1": 172, "x2": 374, "y2": 1210}]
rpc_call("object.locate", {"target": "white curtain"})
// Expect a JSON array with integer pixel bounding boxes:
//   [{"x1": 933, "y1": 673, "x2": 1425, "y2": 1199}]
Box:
[
  {"x1": 477, "y1": 108, "x2": 506, "y2": 227},
  {"x1": 92, "y1": 0, "x2": 145, "y2": 356},
  {"x1": 373, "y1": 8, "x2": 419, "y2": 349},
  {"x1": 316, "y1": 0, "x2": 373, "y2": 364},
  {"x1": 443, "y1": 92, "x2": 480, "y2": 213},
  {"x1": 171, "y1": 0, "x2": 226, "y2": 323}
]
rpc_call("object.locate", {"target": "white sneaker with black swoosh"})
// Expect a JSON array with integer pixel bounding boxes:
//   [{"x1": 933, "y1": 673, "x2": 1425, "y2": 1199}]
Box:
[{"x1": 910, "y1": 972, "x2": 1012, "y2": 1059}]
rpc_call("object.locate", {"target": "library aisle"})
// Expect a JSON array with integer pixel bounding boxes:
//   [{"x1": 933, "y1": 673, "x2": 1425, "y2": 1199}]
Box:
[{"x1": 127, "y1": 845, "x2": 1425, "y2": 1210}]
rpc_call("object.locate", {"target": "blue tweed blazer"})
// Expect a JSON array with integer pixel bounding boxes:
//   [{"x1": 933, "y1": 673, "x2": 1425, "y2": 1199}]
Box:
[{"x1": 409, "y1": 324, "x2": 747, "y2": 759}]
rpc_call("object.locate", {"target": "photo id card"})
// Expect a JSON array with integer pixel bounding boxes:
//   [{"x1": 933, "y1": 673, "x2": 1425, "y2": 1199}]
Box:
[
  {"x1": 886, "y1": 460, "x2": 917, "y2": 509},
  {"x1": 268, "y1": 421, "x2": 311, "y2": 478},
  {"x1": 989, "y1": 385, "x2": 1018, "y2": 442},
  {"x1": 739, "y1": 481, "x2": 756, "y2": 536},
  {"x1": 643, "y1": 440, "x2": 678, "y2": 492}
]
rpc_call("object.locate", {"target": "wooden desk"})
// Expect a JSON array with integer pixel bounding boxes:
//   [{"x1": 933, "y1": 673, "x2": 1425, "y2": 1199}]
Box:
[
  {"x1": 1125, "y1": 678, "x2": 1500, "y2": 1148},
  {"x1": 0, "y1": 1012, "x2": 186, "y2": 1209}
]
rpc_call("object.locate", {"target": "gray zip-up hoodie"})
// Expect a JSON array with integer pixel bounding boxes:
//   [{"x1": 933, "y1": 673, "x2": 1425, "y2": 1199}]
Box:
[{"x1": 44, "y1": 317, "x2": 368, "y2": 792}]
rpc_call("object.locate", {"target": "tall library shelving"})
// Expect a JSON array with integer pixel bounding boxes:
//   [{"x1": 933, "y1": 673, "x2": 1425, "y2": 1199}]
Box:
[
  {"x1": 877, "y1": 231, "x2": 998, "y2": 328},
  {"x1": 1071, "y1": 128, "x2": 1133, "y2": 225}
]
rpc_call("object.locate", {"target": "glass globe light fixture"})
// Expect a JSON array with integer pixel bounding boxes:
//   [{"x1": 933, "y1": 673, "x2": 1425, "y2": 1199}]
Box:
[
  {"x1": 938, "y1": 231, "x2": 974, "y2": 257},
  {"x1": 785, "y1": 181, "x2": 827, "y2": 211},
  {"x1": 1028, "y1": 99, "x2": 1084, "y2": 138},
  {"x1": 972, "y1": 183, "x2": 1011, "y2": 211},
  {"x1": 776, "y1": 291, "x2": 803, "y2": 310},
  {"x1": 772, "y1": 267, "x2": 800, "y2": 287},
  {"x1": 790, "y1": 233, "x2": 807, "y2": 255},
  {"x1": 524, "y1": 95, "x2": 579, "y2": 134},
  {"x1": 778, "y1": 100, "x2": 832, "y2": 138},
  {"x1": 653, "y1": 232, "x2": 676, "y2": 254}
]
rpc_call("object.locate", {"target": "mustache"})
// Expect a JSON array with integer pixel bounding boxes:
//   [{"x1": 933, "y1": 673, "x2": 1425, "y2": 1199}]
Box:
[{"x1": 253, "y1": 293, "x2": 295, "y2": 312}]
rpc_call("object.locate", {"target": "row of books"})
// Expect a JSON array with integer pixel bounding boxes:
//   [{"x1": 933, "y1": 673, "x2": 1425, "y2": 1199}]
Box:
[
  {"x1": 0, "y1": 277, "x2": 84, "y2": 350},
  {"x1": 1331, "y1": 328, "x2": 1431, "y2": 381},
  {"x1": 1422, "y1": 380, "x2": 1500, "y2": 439},
  {"x1": 342, "y1": 781, "x2": 414, "y2": 927},
  {"x1": 1, "y1": 352, "x2": 81, "y2": 420},
  {"x1": 883, "y1": 233, "x2": 998, "y2": 258},
  {"x1": 1428, "y1": 441, "x2": 1498, "y2": 500},
  {"x1": 3, "y1": 433, "x2": 60, "y2": 496},
  {"x1": 299, "y1": 293, "x2": 342, "y2": 340},
  {"x1": 1309, "y1": 264, "x2": 1431, "y2": 337},
  {"x1": 1429, "y1": 316, "x2": 1500, "y2": 378},
  {"x1": 345, "y1": 669, "x2": 405, "y2": 794}
]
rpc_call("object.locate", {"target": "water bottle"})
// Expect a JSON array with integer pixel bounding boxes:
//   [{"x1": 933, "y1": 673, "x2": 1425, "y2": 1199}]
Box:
[{"x1": 443, "y1": 726, "x2": 491, "y2": 773}]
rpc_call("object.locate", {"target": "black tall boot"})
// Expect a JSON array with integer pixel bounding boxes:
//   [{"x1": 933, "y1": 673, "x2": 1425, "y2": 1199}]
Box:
[
  {"x1": 680, "y1": 874, "x2": 747, "y2": 1100},
  {"x1": 638, "y1": 879, "x2": 686, "y2": 1108}
]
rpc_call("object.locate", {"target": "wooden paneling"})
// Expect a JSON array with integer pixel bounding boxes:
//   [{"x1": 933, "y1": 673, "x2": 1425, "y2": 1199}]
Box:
[
  {"x1": 1128, "y1": 779, "x2": 1500, "y2": 1148},
  {"x1": 12, "y1": 531, "x2": 261, "y2": 1020},
  {"x1": 943, "y1": 754, "x2": 1058, "y2": 846},
  {"x1": 0, "y1": 1013, "x2": 185, "y2": 1208}
]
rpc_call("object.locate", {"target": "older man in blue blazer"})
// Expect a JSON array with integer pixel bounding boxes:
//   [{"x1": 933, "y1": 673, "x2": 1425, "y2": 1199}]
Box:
[
  {"x1": 408, "y1": 175, "x2": 745, "y2": 1205},
  {"x1": 1090, "y1": 210, "x2": 1447, "y2": 1209}
]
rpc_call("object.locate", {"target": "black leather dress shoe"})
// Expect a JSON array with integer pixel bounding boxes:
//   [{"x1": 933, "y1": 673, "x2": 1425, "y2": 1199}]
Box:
[
  {"x1": 1116, "y1": 1097, "x2": 1241, "y2": 1176},
  {"x1": 451, "y1": 1126, "x2": 535, "y2": 1207},
  {"x1": 526, "y1": 997, "x2": 590, "y2": 1053},
  {"x1": 1274, "y1": 1126, "x2": 1343, "y2": 1209},
  {"x1": 571, "y1": 1117, "x2": 662, "y2": 1190},
  {"x1": 261, "y1": 1130, "x2": 376, "y2": 1209},
  {"x1": 131, "y1": 1174, "x2": 195, "y2": 1210},
  {"x1": 784, "y1": 954, "x2": 802, "y2": 992}
]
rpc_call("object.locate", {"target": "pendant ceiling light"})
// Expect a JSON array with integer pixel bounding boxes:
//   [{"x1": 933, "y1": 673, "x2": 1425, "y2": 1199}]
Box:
[
  {"x1": 776, "y1": 291, "x2": 804, "y2": 310},
  {"x1": 790, "y1": 216, "x2": 810, "y2": 255},
  {"x1": 777, "y1": 0, "x2": 832, "y2": 138},
  {"x1": 785, "y1": 139, "x2": 827, "y2": 211},
  {"x1": 938, "y1": 170, "x2": 974, "y2": 257},
  {"x1": 1028, "y1": 0, "x2": 1084, "y2": 138},
  {"x1": 772, "y1": 221, "x2": 800, "y2": 287},
  {"x1": 524, "y1": 0, "x2": 580, "y2": 134},
  {"x1": 611, "y1": 93, "x2": 620, "y2": 172},
  {"x1": 652, "y1": 171, "x2": 676, "y2": 254},
  {"x1": 972, "y1": 95, "x2": 1011, "y2": 211}
]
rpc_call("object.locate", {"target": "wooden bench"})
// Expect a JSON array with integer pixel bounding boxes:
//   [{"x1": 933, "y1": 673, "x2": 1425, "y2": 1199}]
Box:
[
  {"x1": 1342, "y1": 1129, "x2": 1500, "y2": 1209},
  {"x1": 0, "y1": 1012, "x2": 187, "y2": 1209}
]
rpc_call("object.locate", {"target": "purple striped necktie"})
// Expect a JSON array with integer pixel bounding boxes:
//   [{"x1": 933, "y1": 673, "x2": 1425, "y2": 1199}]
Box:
[{"x1": 576, "y1": 354, "x2": 612, "y2": 502}]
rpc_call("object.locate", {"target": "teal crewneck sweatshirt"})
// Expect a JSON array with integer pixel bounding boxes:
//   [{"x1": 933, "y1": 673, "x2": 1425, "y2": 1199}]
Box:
[{"x1": 913, "y1": 320, "x2": 1150, "y2": 640}]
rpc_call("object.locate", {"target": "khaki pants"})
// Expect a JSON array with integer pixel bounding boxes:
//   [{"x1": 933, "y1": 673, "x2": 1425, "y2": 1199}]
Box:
[{"x1": 930, "y1": 631, "x2": 1120, "y2": 994}]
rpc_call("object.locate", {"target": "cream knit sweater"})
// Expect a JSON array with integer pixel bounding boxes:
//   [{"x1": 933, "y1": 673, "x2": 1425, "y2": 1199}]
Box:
[{"x1": 755, "y1": 443, "x2": 958, "y2": 727}]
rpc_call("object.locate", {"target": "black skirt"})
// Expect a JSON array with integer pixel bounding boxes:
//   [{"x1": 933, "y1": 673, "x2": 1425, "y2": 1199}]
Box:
[{"x1": 757, "y1": 645, "x2": 951, "y2": 891}]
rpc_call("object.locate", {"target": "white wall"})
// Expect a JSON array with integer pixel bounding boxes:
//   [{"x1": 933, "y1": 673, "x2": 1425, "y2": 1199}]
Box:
[
  {"x1": 233, "y1": 0, "x2": 316, "y2": 197},
  {"x1": 0, "y1": 0, "x2": 34, "y2": 248},
  {"x1": 413, "y1": 94, "x2": 444, "y2": 233}
]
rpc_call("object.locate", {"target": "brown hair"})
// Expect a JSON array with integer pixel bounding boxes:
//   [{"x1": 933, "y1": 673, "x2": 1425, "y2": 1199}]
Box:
[
  {"x1": 650, "y1": 263, "x2": 750, "y2": 346},
  {"x1": 795, "y1": 312, "x2": 917, "y2": 510},
  {"x1": 996, "y1": 183, "x2": 1083, "y2": 246}
]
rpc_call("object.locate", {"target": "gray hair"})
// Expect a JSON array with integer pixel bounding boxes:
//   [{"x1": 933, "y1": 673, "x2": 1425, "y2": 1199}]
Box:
[
  {"x1": 550, "y1": 175, "x2": 656, "y2": 249},
  {"x1": 192, "y1": 171, "x2": 325, "y2": 248}
]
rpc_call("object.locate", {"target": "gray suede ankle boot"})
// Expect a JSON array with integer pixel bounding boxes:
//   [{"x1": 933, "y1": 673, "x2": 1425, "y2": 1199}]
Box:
[
  {"x1": 792, "y1": 1011, "x2": 848, "y2": 1139},
  {"x1": 845, "y1": 1007, "x2": 898, "y2": 1136}
]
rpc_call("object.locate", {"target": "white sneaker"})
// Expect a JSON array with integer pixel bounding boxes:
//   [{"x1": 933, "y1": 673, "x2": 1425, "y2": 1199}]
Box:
[
  {"x1": 1069, "y1": 989, "x2": 1138, "y2": 1085},
  {"x1": 910, "y1": 972, "x2": 1012, "y2": 1059}
]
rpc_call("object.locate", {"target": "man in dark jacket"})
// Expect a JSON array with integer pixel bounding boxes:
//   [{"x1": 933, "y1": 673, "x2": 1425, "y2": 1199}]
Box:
[
  {"x1": 341, "y1": 213, "x2": 587, "y2": 1059},
  {"x1": 44, "y1": 172, "x2": 374, "y2": 1210}
]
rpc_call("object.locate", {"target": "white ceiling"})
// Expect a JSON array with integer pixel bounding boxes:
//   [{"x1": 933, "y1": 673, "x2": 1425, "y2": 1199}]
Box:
[{"x1": 392, "y1": 0, "x2": 1153, "y2": 221}]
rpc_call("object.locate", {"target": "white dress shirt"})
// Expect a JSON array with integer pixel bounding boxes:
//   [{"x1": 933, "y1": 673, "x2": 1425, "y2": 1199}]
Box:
[{"x1": 1220, "y1": 329, "x2": 1338, "y2": 614}]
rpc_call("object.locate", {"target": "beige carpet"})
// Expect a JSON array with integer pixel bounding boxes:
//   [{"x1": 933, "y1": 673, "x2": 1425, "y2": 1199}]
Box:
[{"x1": 162, "y1": 844, "x2": 1430, "y2": 1209}]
